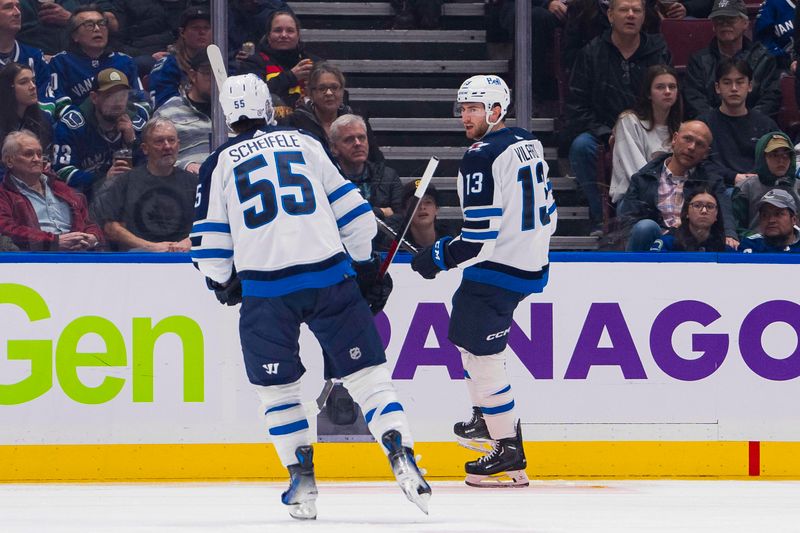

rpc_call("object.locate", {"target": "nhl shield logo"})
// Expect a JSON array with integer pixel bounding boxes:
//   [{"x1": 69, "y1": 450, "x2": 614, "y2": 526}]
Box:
[{"x1": 349, "y1": 347, "x2": 362, "y2": 360}]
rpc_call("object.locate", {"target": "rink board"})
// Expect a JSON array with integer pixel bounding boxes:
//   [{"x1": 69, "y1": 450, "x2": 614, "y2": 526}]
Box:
[{"x1": 0, "y1": 252, "x2": 799, "y2": 480}]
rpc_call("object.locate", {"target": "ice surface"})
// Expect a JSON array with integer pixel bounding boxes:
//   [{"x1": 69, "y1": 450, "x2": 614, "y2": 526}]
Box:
[{"x1": 2, "y1": 480, "x2": 799, "y2": 532}]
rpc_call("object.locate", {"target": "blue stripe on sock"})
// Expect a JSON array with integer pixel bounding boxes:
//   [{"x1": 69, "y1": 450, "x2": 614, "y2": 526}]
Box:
[
  {"x1": 380, "y1": 402, "x2": 404, "y2": 416},
  {"x1": 492, "y1": 385, "x2": 511, "y2": 396},
  {"x1": 265, "y1": 402, "x2": 300, "y2": 415},
  {"x1": 269, "y1": 419, "x2": 309, "y2": 436},
  {"x1": 365, "y1": 408, "x2": 377, "y2": 424},
  {"x1": 464, "y1": 370, "x2": 471, "y2": 379},
  {"x1": 481, "y1": 400, "x2": 515, "y2": 415}
]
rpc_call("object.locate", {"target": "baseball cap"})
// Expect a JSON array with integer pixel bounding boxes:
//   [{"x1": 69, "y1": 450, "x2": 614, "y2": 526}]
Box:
[
  {"x1": 764, "y1": 134, "x2": 793, "y2": 153},
  {"x1": 757, "y1": 189, "x2": 796, "y2": 214},
  {"x1": 709, "y1": 0, "x2": 747, "y2": 19},
  {"x1": 402, "y1": 179, "x2": 440, "y2": 209},
  {"x1": 189, "y1": 49, "x2": 210, "y2": 70},
  {"x1": 93, "y1": 68, "x2": 130, "y2": 93},
  {"x1": 180, "y1": 6, "x2": 211, "y2": 28}
]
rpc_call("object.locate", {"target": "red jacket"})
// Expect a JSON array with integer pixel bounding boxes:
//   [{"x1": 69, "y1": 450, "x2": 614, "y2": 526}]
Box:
[{"x1": 0, "y1": 172, "x2": 104, "y2": 250}]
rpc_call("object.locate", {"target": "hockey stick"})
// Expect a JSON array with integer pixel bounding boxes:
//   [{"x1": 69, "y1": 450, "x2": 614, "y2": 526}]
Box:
[
  {"x1": 378, "y1": 156, "x2": 438, "y2": 278},
  {"x1": 377, "y1": 218, "x2": 419, "y2": 254},
  {"x1": 206, "y1": 44, "x2": 227, "y2": 91}
]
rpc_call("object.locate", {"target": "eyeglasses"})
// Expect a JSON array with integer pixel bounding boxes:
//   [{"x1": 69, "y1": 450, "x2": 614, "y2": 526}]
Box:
[
  {"x1": 78, "y1": 19, "x2": 108, "y2": 31},
  {"x1": 311, "y1": 84, "x2": 343, "y2": 94},
  {"x1": 689, "y1": 202, "x2": 718, "y2": 212}
]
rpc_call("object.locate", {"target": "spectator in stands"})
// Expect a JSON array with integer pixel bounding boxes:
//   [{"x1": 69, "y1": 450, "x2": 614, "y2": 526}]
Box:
[
  {"x1": 382, "y1": 180, "x2": 453, "y2": 251},
  {"x1": 0, "y1": 130, "x2": 103, "y2": 250},
  {"x1": 238, "y1": 9, "x2": 319, "y2": 120},
  {"x1": 684, "y1": 0, "x2": 781, "y2": 119},
  {"x1": 698, "y1": 59, "x2": 779, "y2": 189},
  {"x1": 650, "y1": 185, "x2": 729, "y2": 251},
  {"x1": 754, "y1": 0, "x2": 794, "y2": 70},
  {"x1": 153, "y1": 49, "x2": 211, "y2": 174},
  {"x1": 229, "y1": 0, "x2": 292, "y2": 66},
  {"x1": 284, "y1": 62, "x2": 383, "y2": 162},
  {"x1": 52, "y1": 67, "x2": 147, "y2": 197},
  {"x1": 330, "y1": 114, "x2": 401, "y2": 220},
  {"x1": 148, "y1": 6, "x2": 211, "y2": 110},
  {"x1": 48, "y1": 5, "x2": 146, "y2": 110},
  {"x1": 0, "y1": 0, "x2": 51, "y2": 101},
  {"x1": 733, "y1": 131, "x2": 800, "y2": 237},
  {"x1": 110, "y1": 0, "x2": 176, "y2": 77},
  {"x1": 618, "y1": 120, "x2": 738, "y2": 250},
  {"x1": 18, "y1": 0, "x2": 118, "y2": 57},
  {"x1": 738, "y1": 188, "x2": 800, "y2": 252},
  {"x1": 92, "y1": 117, "x2": 196, "y2": 252},
  {"x1": 390, "y1": 0, "x2": 442, "y2": 30},
  {"x1": 566, "y1": 0, "x2": 671, "y2": 235},
  {"x1": 611, "y1": 64, "x2": 682, "y2": 204},
  {"x1": 562, "y1": 0, "x2": 692, "y2": 70},
  {"x1": 0, "y1": 62, "x2": 52, "y2": 151}
]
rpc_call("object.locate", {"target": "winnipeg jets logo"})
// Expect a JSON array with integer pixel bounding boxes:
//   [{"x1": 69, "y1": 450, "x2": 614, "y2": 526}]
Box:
[
  {"x1": 262, "y1": 363, "x2": 280, "y2": 375},
  {"x1": 468, "y1": 142, "x2": 488, "y2": 153},
  {"x1": 349, "y1": 347, "x2": 362, "y2": 360}
]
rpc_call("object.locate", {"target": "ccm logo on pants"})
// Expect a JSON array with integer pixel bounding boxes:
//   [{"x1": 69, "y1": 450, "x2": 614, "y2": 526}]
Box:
[{"x1": 485, "y1": 328, "x2": 511, "y2": 341}]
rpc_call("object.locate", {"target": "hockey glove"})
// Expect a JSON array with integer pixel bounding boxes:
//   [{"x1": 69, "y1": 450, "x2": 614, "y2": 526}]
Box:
[
  {"x1": 411, "y1": 237, "x2": 453, "y2": 279},
  {"x1": 353, "y1": 253, "x2": 393, "y2": 315},
  {"x1": 206, "y1": 272, "x2": 242, "y2": 306}
]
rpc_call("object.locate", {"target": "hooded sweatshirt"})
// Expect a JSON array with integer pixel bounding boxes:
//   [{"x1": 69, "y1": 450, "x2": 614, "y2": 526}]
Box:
[{"x1": 732, "y1": 130, "x2": 800, "y2": 237}]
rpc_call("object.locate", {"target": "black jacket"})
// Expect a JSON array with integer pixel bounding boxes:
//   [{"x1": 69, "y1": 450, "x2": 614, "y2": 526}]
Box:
[
  {"x1": 238, "y1": 41, "x2": 319, "y2": 112},
  {"x1": 112, "y1": 0, "x2": 175, "y2": 57},
  {"x1": 566, "y1": 30, "x2": 671, "y2": 140},
  {"x1": 349, "y1": 160, "x2": 403, "y2": 217},
  {"x1": 684, "y1": 37, "x2": 781, "y2": 119},
  {"x1": 282, "y1": 100, "x2": 384, "y2": 163},
  {"x1": 618, "y1": 152, "x2": 737, "y2": 239}
]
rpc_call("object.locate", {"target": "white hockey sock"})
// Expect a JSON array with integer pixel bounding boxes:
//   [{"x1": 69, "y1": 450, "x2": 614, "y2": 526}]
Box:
[
  {"x1": 255, "y1": 381, "x2": 312, "y2": 467},
  {"x1": 459, "y1": 348, "x2": 482, "y2": 409},
  {"x1": 461, "y1": 351, "x2": 516, "y2": 440},
  {"x1": 342, "y1": 363, "x2": 414, "y2": 452}
]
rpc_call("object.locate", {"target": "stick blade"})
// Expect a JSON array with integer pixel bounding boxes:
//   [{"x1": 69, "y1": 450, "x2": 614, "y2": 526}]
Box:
[{"x1": 206, "y1": 44, "x2": 227, "y2": 92}]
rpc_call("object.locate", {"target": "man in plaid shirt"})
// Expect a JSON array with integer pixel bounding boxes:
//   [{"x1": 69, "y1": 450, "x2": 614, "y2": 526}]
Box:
[{"x1": 618, "y1": 120, "x2": 739, "y2": 250}]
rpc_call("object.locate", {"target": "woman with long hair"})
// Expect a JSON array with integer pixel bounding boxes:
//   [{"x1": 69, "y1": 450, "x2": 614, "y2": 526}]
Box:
[
  {"x1": 0, "y1": 62, "x2": 52, "y2": 153},
  {"x1": 650, "y1": 185, "x2": 729, "y2": 252},
  {"x1": 239, "y1": 9, "x2": 320, "y2": 120},
  {"x1": 611, "y1": 64, "x2": 682, "y2": 203}
]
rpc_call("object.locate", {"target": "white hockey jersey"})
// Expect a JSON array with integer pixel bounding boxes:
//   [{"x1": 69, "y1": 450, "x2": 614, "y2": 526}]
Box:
[
  {"x1": 191, "y1": 126, "x2": 376, "y2": 297},
  {"x1": 446, "y1": 127, "x2": 557, "y2": 294}
]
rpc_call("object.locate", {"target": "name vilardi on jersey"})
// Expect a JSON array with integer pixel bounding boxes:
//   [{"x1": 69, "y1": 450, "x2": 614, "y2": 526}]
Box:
[{"x1": 513, "y1": 143, "x2": 541, "y2": 163}]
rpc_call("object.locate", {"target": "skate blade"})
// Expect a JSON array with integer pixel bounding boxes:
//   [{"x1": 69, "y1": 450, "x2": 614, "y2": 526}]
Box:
[
  {"x1": 288, "y1": 501, "x2": 317, "y2": 520},
  {"x1": 465, "y1": 470, "x2": 529, "y2": 488},
  {"x1": 399, "y1": 478, "x2": 431, "y2": 515},
  {"x1": 456, "y1": 436, "x2": 495, "y2": 453}
]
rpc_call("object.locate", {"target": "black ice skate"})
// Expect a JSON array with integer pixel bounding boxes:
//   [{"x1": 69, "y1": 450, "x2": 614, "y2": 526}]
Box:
[
  {"x1": 453, "y1": 406, "x2": 493, "y2": 452},
  {"x1": 381, "y1": 429, "x2": 432, "y2": 514},
  {"x1": 281, "y1": 445, "x2": 318, "y2": 520},
  {"x1": 464, "y1": 420, "x2": 529, "y2": 488}
]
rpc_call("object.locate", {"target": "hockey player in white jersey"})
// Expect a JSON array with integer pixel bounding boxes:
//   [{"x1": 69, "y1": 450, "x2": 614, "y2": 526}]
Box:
[
  {"x1": 411, "y1": 75, "x2": 557, "y2": 487},
  {"x1": 192, "y1": 74, "x2": 430, "y2": 518}
]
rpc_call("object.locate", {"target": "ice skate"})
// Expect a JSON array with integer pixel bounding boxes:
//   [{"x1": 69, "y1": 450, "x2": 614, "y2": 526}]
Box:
[
  {"x1": 281, "y1": 445, "x2": 318, "y2": 520},
  {"x1": 454, "y1": 406, "x2": 493, "y2": 452},
  {"x1": 464, "y1": 420, "x2": 529, "y2": 488},
  {"x1": 381, "y1": 429, "x2": 432, "y2": 514}
]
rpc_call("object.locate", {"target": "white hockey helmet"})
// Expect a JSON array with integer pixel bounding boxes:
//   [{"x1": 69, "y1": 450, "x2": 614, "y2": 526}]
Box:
[
  {"x1": 219, "y1": 73, "x2": 274, "y2": 129},
  {"x1": 455, "y1": 75, "x2": 511, "y2": 128}
]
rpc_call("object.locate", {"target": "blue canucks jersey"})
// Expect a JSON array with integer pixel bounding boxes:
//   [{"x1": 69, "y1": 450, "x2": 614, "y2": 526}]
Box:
[
  {"x1": 47, "y1": 49, "x2": 149, "y2": 110},
  {"x1": 443, "y1": 127, "x2": 557, "y2": 294},
  {"x1": 149, "y1": 54, "x2": 182, "y2": 110},
  {"x1": 739, "y1": 228, "x2": 800, "y2": 253},
  {"x1": 51, "y1": 102, "x2": 148, "y2": 192},
  {"x1": 0, "y1": 41, "x2": 52, "y2": 103},
  {"x1": 754, "y1": 0, "x2": 794, "y2": 59}
]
